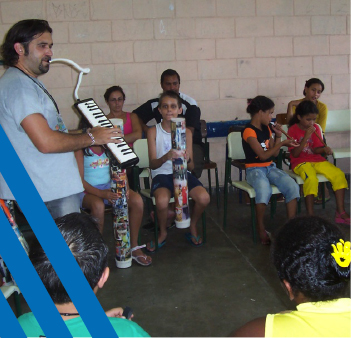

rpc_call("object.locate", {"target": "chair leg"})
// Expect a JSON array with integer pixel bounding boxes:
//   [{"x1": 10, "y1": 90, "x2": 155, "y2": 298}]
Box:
[
  {"x1": 321, "y1": 183, "x2": 326, "y2": 209},
  {"x1": 250, "y1": 199, "x2": 257, "y2": 243},
  {"x1": 239, "y1": 169, "x2": 243, "y2": 204},
  {"x1": 215, "y1": 167, "x2": 220, "y2": 208},
  {"x1": 270, "y1": 195, "x2": 277, "y2": 219},
  {"x1": 207, "y1": 169, "x2": 212, "y2": 196},
  {"x1": 223, "y1": 160, "x2": 229, "y2": 228},
  {"x1": 202, "y1": 211, "x2": 206, "y2": 243},
  {"x1": 153, "y1": 205, "x2": 159, "y2": 251}
]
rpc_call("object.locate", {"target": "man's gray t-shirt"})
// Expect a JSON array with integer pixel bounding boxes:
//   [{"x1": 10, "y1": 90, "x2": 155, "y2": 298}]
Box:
[{"x1": 0, "y1": 67, "x2": 83, "y2": 202}]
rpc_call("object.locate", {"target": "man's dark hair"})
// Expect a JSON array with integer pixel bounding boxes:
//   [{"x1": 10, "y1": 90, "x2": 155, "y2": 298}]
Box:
[
  {"x1": 29, "y1": 213, "x2": 108, "y2": 304},
  {"x1": 272, "y1": 216, "x2": 350, "y2": 302},
  {"x1": 0, "y1": 19, "x2": 52, "y2": 67},
  {"x1": 160, "y1": 69, "x2": 180, "y2": 84}
]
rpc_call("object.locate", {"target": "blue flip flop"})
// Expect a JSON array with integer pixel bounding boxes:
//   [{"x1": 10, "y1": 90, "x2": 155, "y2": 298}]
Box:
[
  {"x1": 145, "y1": 240, "x2": 166, "y2": 253},
  {"x1": 185, "y1": 233, "x2": 203, "y2": 247}
]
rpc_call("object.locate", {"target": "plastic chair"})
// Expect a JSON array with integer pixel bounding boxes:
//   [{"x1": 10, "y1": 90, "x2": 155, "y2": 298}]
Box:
[
  {"x1": 132, "y1": 139, "x2": 206, "y2": 250},
  {"x1": 1, "y1": 284, "x2": 22, "y2": 317},
  {"x1": 223, "y1": 132, "x2": 281, "y2": 243},
  {"x1": 200, "y1": 120, "x2": 220, "y2": 208}
]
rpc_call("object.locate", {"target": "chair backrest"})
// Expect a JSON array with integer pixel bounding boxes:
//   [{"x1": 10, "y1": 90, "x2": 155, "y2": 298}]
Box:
[
  {"x1": 325, "y1": 110, "x2": 350, "y2": 133},
  {"x1": 133, "y1": 139, "x2": 149, "y2": 168},
  {"x1": 200, "y1": 119, "x2": 207, "y2": 139},
  {"x1": 227, "y1": 132, "x2": 245, "y2": 160},
  {"x1": 276, "y1": 113, "x2": 288, "y2": 125}
]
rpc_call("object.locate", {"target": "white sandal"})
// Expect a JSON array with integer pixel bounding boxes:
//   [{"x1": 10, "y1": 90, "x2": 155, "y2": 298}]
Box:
[{"x1": 131, "y1": 245, "x2": 152, "y2": 266}]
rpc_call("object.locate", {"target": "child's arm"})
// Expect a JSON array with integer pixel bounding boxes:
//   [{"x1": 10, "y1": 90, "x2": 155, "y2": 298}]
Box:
[
  {"x1": 147, "y1": 126, "x2": 172, "y2": 170},
  {"x1": 123, "y1": 113, "x2": 142, "y2": 145},
  {"x1": 289, "y1": 126, "x2": 315, "y2": 158},
  {"x1": 247, "y1": 137, "x2": 296, "y2": 161},
  {"x1": 74, "y1": 149, "x2": 118, "y2": 201},
  {"x1": 185, "y1": 128, "x2": 194, "y2": 172},
  {"x1": 286, "y1": 99, "x2": 301, "y2": 122},
  {"x1": 313, "y1": 146, "x2": 333, "y2": 156}
]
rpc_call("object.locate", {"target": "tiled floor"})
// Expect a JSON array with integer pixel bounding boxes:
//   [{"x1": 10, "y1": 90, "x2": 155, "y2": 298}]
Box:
[{"x1": 8, "y1": 184, "x2": 351, "y2": 336}]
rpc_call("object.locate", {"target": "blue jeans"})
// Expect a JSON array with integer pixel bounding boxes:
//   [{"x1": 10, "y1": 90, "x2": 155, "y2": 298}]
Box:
[
  {"x1": 45, "y1": 193, "x2": 81, "y2": 219},
  {"x1": 246, "y1": 163, "x2": 300, "y2": 205}
]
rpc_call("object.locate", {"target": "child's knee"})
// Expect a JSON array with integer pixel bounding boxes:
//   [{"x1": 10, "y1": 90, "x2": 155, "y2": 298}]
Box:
[
  {"x1": 129, "y1": 191, "x2": 143, "y2": 212},
  {"x1": 90, "y1": 199, "x2": 105, "y2": 216}
]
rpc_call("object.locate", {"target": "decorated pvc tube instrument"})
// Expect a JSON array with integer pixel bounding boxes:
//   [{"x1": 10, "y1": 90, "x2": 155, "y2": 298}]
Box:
[
  {"x1": 50, "y1": 59, "x2": 132, "y2": 268},
  {"x1": 109, "y1": 120, "x2": 131, "y2": 269},
  {"x1": 171, "y1": 118, "x2": 191, "y2": 229}
]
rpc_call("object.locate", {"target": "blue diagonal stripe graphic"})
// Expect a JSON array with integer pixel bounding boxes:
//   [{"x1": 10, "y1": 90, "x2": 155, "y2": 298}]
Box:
[
  {"x1": 0, "y1": 209, "x2": 71, "y2": 337},
  {"x1": 0, "y1": 125, "x2": 118, "y2": 337},
  {"x1": 0, "y1": 288, "x2": 26, "y2": 338}
]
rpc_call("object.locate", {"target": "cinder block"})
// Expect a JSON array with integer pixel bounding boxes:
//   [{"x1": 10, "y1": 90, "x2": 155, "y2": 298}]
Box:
[
  {"x1": 257, "y1": 0, "x2": 293, "y2": 16},
  {"x1": 137, "y1": 82, "x2": 161, "y2": 104},
  {"x1": 176, "y1": 39, "x2": 215, "y2": 60},
  {"x1": 274, "y1": 16, "x2": 310, "y2": 36},
  {"x1": 237, "y1": 58, "x2": 276, "y2": 78},
  {"x1": 113, "y1": 20, "x2": 153, "y2": 41},
  {"x1": 181, "y1": 80, "x2": 219, "y2": 101},
  {"x1": 134, "y1": 40, "x2": 175, "y2": 62},
  {"x1": 220, "y1": 79, "x2": 257, "y2": 99},
  {"x1": 195, "y1": 18, "x2": 234, "y2": 38},
  {"x1": 332, "y1": 74, "x2": 350, "y2": 94},
  {"x1": 294, "y1": 0, "x2": 330, "y2": 15},
  {"x1": 133, "y1": 0, "x2": 175, "y2": 19},
  {"x1": 53, "y1": 43, "x2": 92, "y2": 65},
  {"x1": 313, "y1": 56, "x2": 349, "y2": 75},
  {"x1": 156, "y1": 61, "x2": 198, "y2": 81},
  {"x1": 274, "y1": 96, "x2": 295, "y2": 113},
  {"x1": 90, "y1": 0, "x2": 133, "y2": 20},
  {"x1": 41, "y1": 65, "x2": 74, "y2": 88},
  {"x1": 331, "y1": 0, "x2": 350, "y2": 15},
  {"x1": 312, "y1": 16, "x2": 346, "y2": 35},
  {"x1": 256, "y1": 37, "x2": 292, "y2": 57},
  {"x1": 69, "y1": 21, "x2": 111, "y2": 43},
  {"x1": 1, "y1": 1, "x2": 44, "y2": 23},
  {"x1": 92, "y1": 41, "x2": 133, "y2": 64},
  {"x1": 198, "y1": 60, "x2": 237, "y2": 80},
  {"x1": 216, "y1": 38, "x2": 254, "y2": 59},
  {"x1": 330, "y1": 35, "x2": 350, "y2": 55},
  {"x1": 50, "y1": 22, "x2": 69, "y2": 43},
  {"x1": 322, "y1": 93, "x2": 350, "y2": 110},
  {"x1": 236, "y1": 17, "x2": 273, "y2": 37},
  {"x1": 198, "y1": 98, "x2": 246, "y2": 121},
  {"x1": 176, "y1": 0, "x2": 216, "y2": 18},
  {"x1": 258, "y1": 77, "x2": 296, "y2": 97},
  {"x1": 154, "y1": 19, "x2": 196, "y2": 39},
  {"x1": 81, "y1": 64, "x2": 116, "y2": 86},
  {"x1": 276, "y1": 57, "x2": 313, "y2": 77},
  {"x1": 114, "y1": 63, "x2": 158, "y2": 84},
  {"x1": 216, "y1": 0, "x2": 255, "y2": 17},
  {"x1": 0, "y1": 24, "x2": 12, "y2": 43},
  {"x1": 294, "y1": 36, "x2": 329, "y2": 56},
  {"x1": 47, "y1": 1, "x2": 89, "y2": 22}
]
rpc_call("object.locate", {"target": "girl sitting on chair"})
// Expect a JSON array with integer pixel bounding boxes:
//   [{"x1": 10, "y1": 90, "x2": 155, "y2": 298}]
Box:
[{"x1": 242, "y1": 96, "x2": 300, "y2": 245}]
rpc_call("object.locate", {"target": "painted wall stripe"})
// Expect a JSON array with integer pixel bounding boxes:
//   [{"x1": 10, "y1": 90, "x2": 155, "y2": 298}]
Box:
[
  {"x1": 0, "y1": 125, "x2": 118, "y2": 337},
  {"x1": 0, "y1": 209, "x2": 72, "y2": 337}
]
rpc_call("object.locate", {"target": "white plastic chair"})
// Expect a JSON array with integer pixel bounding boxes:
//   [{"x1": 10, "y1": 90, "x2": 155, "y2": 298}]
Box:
[{"x1": 1, "y1": 284, "x2": 22, "y2": 317}]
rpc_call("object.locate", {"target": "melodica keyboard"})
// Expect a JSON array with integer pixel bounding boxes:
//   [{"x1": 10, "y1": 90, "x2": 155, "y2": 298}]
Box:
[{"x1": 74, "y1": 98, "x2": 139, "y2": 169}]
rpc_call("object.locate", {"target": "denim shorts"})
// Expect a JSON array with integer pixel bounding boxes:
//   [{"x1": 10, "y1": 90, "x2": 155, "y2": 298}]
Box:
[
  {"x1": 79, "y1": 182, "x2": 111, "y2": 208},
  {"x1": 150, "y1": 172, "x2": 203, "y2": 197},
  {"x1": 246, "y1": 163, "x2": 300, "y2": 205}
]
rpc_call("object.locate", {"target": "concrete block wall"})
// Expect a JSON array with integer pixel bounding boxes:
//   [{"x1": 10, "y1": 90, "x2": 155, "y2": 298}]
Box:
[{"x1": 0, "y1": 0, "x2": 349, "y2": 187}]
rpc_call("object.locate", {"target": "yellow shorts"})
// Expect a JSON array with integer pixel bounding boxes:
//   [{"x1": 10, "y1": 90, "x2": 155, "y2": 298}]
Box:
[{"x1": 293, "y1": 161, "x2": 348, "y2": 197}]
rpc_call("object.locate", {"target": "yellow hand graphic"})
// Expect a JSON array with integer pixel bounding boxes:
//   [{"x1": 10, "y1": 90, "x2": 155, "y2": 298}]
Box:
[{"x1": 331, "y1": 239, "x2": 350, "y2": 268}]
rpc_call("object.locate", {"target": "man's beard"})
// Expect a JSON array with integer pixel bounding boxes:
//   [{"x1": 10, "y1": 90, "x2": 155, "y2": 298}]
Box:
[{"x1": 39, "y1": 58, "x2": 51, "y2": 74}]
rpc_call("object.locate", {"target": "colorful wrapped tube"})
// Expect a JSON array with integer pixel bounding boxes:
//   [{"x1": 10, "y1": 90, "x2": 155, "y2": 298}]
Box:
[
  {"x1": 171, "y1": 118, "x2": 191, "y2": 229},
  {"x1": 109, "y1": 119, "x2": 131, "y2": 269}
]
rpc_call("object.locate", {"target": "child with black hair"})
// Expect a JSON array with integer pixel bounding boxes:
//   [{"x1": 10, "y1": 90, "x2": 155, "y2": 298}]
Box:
[
  {"x1": 231, "y1": 215, "x2": 350, "y2": 337},
  {"x1": 242, "y1": 96, "x2": 300, "y2": 244},
  {"x1": 287, "y1": 100, "x2": 349, "y2": 224}
]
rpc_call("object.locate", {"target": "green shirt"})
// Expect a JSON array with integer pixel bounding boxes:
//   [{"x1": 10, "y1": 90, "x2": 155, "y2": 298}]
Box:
[{"x1": 18, "y1": 312, "x2": 150, "y2": 337}]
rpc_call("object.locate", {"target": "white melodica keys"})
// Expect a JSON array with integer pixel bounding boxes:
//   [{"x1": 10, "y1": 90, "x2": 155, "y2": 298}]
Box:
[{"x1": 74, "y1": 98, "x2": 139, "y2": 169}]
